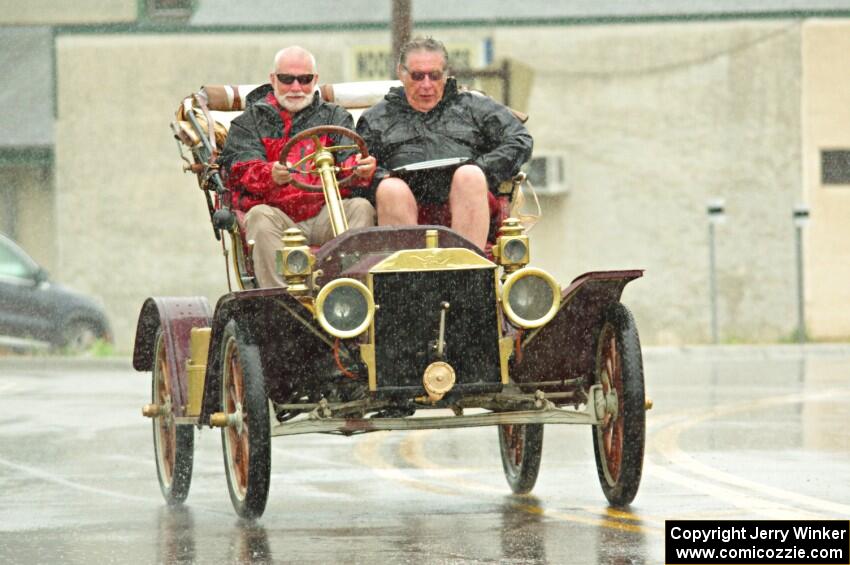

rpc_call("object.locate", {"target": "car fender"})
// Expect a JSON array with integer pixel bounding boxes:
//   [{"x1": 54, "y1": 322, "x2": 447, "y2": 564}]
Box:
[
  {"x1": 132, "y1": 296, "x2": 213, "y2": 416},
  {"x1": 510, "y1": 270, "x2": 643, "y2": 395},
  {"x1": 200, "y1": 287, "x2": 335, "y2": 423}
]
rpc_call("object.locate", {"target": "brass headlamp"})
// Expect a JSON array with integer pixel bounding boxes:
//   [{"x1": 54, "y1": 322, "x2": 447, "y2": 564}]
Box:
[
  {"x1": 493, "y1": 217, "x2": 529, "y2": 275},
  {"x1": 276, "y1": 227, "x2": 315, "y2": 296}
]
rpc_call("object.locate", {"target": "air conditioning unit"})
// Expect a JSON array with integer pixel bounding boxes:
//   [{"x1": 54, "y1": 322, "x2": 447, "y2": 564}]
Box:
[{"x1": 523, "y1": 152, "x2": 568, "y2": 195}]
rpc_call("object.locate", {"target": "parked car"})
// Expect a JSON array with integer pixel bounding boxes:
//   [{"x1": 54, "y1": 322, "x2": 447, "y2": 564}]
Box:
[{"x1": 0, "y1": 233, "x2": 112, "y2": 352}]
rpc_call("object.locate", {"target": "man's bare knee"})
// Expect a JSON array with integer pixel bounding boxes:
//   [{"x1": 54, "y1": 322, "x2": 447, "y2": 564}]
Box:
[
  {"x1": 449, "y1": 166, "x2": 489, "y2": 249},
  {"x1": 450, "y1": 166, "x2": 487, "y2": 203},
  {"x1": 452, "y1": 164, "x2": 487, "y2": 190},
  {"x1": 376, "y1": 178, "x2": 417, "y2": 225},
  {"x1": 376, "y1": 178, "x2": 413, "y2": 202}
]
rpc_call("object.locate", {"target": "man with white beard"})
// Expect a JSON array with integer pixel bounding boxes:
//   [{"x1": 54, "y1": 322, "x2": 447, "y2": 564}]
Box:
[{"x1": 219, "y1": 46, "x2": 377, "y2": 288}]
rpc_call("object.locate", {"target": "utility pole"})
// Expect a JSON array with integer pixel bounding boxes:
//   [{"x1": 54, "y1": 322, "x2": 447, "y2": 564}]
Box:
[{"x1": 391, "y1": 0, "x2": 412, "y2": 78}]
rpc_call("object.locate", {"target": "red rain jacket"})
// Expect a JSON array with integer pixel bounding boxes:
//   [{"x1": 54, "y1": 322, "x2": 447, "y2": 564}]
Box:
[{"x1": 219, "y1": 87, "x2": 371, "y2": 222}]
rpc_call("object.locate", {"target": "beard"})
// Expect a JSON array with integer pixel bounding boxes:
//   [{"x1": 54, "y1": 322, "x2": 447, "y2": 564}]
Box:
[{"x1": 276, "y1": 91, "x2": 313, "y2": 113}]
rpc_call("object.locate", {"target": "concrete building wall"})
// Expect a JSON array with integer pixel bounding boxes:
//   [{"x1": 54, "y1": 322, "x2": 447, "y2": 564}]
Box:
[
  {"x1": 488, "y1": 21, "x2": 804, "y2": 345},
  {"x1": 52, "y1": 21, "x2": 829, "y2": 351},
  {"x1": 479, "y1": 20, "x2": 807, "y2": 345},
  {"x1": 801, "y1": 19, "x2": 850, "y2": 340},
  {"x1": 11, "y1": 166, "x2": 54, "y2": 270},
  {"x1": 0, "y1": 0, "x2": 137, "y2": 25},
  {"x1": 0, "y1": 165, "x2": 54, "y2": 269}
]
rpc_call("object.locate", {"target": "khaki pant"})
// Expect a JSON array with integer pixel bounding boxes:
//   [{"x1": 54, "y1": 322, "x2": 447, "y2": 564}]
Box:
[{"x1": 245, "y1": 198, "x2": 376, "y2": 288}]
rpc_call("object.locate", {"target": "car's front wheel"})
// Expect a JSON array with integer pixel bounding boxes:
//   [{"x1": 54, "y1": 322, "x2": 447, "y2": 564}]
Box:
[
  {"x1": 591, "y1": 303, "x2": 645, "y2": 506},
  {"x1": 220, "y1": 320, "x2": 271, "y2": 519}
]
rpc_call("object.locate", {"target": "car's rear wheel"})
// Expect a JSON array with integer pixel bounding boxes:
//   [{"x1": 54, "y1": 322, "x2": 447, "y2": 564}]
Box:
[
  {"x1": 60, "y1": 319, "x2": 102, "y2": 353},
  {"x1": 152, "y1": 329, "x2": 194, "y2": 505},
  {"x1": 220, "y1": 321, "x2": 270, "y2": 519},
  {"x1": 498, "y1": 423, "x2": 543, "y2": 494},
  {"x1": 592, "y1": 303, "x2": 645, "y2": 506}
]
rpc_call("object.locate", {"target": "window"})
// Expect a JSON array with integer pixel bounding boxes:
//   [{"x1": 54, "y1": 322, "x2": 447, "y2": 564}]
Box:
[
  {"x1": 821, "y1": 149, "x2": 850, "y2": 185},
  {"x1": 0, "y1": 241, "x2": 34, "y2": 279},
  {"x1": 146, "y1": 0, "x2": 192, "y2": 20}
]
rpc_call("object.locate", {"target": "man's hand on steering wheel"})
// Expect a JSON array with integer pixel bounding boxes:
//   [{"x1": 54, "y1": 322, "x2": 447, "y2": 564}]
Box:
[
  {"x1": 271, "y1": 161, "x2": 292, "y2": 185},
  {"x1": 354, "y1": 154, "x2": 377, "y2": 179},
  {"x1": 279, "y1": 125, "x2": 370, "y2": 191}
]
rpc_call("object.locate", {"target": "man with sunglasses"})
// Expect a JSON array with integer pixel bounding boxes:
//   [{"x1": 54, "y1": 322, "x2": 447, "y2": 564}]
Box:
[
  {"x1": 220, "y1": 46, "x2": 377, "y2": 287},
  {"x1": 357, "y1": 37, "x2": 532, "y2": 249}
]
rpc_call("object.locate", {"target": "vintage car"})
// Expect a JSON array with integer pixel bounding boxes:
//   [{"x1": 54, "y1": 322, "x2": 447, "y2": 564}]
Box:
[{"x1": 132, "y1": 79, "x2": 648, "y2": 519}]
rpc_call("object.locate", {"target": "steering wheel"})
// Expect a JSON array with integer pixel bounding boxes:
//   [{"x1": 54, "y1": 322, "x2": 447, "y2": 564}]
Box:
[{"x1": 278, "y1": 125, "x2": 369, "y2": 192}]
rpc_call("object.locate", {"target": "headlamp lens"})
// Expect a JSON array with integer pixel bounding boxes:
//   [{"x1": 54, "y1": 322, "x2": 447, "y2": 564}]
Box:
[
  {"x1": 508, "y1": 274, "x2": 555, "y2": 323},
  {"x1": 323, "y1": 285, "x2": 369, "y2": 333}
]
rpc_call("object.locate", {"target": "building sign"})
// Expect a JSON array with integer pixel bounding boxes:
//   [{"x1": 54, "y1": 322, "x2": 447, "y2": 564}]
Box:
[{"x1": 350, "y1": 43, "x2": 483, "y2": 81}]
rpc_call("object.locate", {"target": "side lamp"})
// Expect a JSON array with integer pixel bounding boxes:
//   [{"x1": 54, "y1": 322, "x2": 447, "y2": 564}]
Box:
[
  {"x1": 494, "y1": 217, "x2": 530, "y2": 275},
  {"x1": 276, "y1": 227, "x2": 315, "y2": 297}
]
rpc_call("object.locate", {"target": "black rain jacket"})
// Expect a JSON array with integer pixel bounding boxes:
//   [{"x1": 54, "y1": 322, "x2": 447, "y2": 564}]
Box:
[{"x1": 356, "y1": 78, "x2": 533, "y2": 199}]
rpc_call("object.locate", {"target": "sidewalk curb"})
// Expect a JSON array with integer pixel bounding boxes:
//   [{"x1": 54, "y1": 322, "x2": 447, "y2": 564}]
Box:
[
  {"x1": 0, "y1": 356, "x2": 133, "y2": 371},
  {"x1": 642, "y1": 343, "x2": 850, "y2": 360}
]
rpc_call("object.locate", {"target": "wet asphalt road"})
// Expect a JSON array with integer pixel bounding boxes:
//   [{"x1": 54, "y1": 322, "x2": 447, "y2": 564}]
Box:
[{"x1": 0, "y1": 345, "x2": 849, "y2": 564}]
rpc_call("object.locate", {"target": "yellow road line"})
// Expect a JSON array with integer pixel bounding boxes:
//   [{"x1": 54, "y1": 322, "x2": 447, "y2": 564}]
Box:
[
  {"x1": 355, "y1": 429, "x2": 645, "y2": 531},
  {"x1": 649, "y1": 388, "x2": 850, "y2": 517},
  {"x1": 347, "y1": 387, "x2": 850, "y2": 532},
  {"x1": 592, "y1": 506, "x2": 664, "y2": 525},
  {"x1": 352, "y1": 431, "x2": 459, "y2": 496},
  {"x1": 397, "y1": 430, "x2": 658, "y2": 534},
  {"x1": 645, "y1": 460, "x2": 824, "y2": 520}
]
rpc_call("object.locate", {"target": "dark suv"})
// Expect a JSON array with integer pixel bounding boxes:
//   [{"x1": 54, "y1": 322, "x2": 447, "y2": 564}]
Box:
[{"x1": 0, "y1": 233, "x2": 112, "y2": 352}]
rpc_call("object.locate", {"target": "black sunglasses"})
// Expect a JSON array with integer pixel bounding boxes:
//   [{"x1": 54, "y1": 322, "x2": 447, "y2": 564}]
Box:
[
  {"x1": 275, "y1": 73, "x2": 315, "y2": 85},
  {"x1": 402, "y1": 67, "x2": 444, "y2": 82}
]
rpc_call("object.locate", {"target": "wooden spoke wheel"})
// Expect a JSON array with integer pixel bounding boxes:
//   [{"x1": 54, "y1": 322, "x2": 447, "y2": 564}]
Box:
[
  {"x1": 278, "y1": 125, "x2": 368, "y2": 191},
  {"x1": 591, "y1": 303, "x2": 645, "y2": 506},
  {"x1": 498, "y1": 423, "x2": 544, "y2": 494},
  {"x1": 220, "y1": 321, "x2": 270, "y2": 519},
  {"x1": 152, "y1": 329, "x2": 194, "y2": 505}
]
